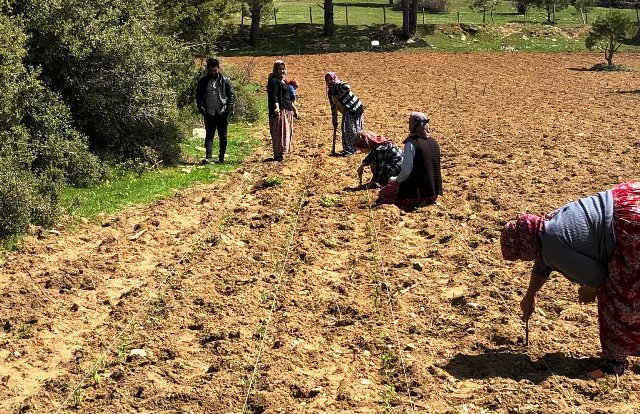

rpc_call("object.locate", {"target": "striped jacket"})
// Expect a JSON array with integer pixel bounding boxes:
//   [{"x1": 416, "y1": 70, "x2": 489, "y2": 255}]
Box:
[{"x1": 328, "y1": 82, "x2": 364, "y2": 125}]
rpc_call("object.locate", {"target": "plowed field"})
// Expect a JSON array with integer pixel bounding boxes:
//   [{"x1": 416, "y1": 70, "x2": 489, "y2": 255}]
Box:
[{"x1": 2, "y1": 52, "x2": 640, "y2": 414}]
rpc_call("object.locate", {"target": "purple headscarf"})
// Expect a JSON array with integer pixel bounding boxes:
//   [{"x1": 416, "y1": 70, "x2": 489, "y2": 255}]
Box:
[{"x1": 325, "y1": 71, "x2": 341, "y2": 88}]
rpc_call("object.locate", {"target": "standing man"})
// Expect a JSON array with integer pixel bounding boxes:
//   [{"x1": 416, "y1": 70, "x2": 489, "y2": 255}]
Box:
[{"x1": 195, "y1": 58, "x2": 236, "y2": 164}]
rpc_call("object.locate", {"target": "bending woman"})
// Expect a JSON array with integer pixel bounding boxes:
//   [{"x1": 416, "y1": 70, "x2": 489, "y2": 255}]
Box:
[
  {"x1": 325, "y1": 71, "x2": 364, "y2": 156},
  {"x1": 354, "y1": 130, "x2": 403, "y2": 189},
  {"x1": 380, "y1": 112, "x2": 442, "y2": 211},
  {"x1": 500, "y1": 181, "x2": 640, "y2": 377}
]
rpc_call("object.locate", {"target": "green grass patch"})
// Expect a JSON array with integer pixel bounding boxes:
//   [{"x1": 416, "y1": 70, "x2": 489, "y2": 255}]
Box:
[
  {"x1": 265, "y1": 0, "x2": 639, "y2": 27},
  {"x1": 223, "y1": 0, "x2": 640, "y2": 55},
  {"x1": 222, "y1": 20, "x2": 639, "y2": 55},
  {"x1": 61, "y1": 122, "x2": 262, "y2": 220},
  {"x1": 320, "y1": 194, "x2": 343, "y2": 207}
]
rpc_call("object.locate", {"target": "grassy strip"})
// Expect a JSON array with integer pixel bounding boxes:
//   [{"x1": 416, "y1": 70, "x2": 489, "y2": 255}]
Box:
[
  {"x1": 266, "y1": 0, "x2": 640, "y2": 26},
  {"x1": 61, "y1": 122, "x2": 262, "y2": 220},
  {"x1": 224, "y1": 22, "x2": 638, "y2": 55},
  {"x1": 224, "y1": 0, "x2": 640, "y2": 55}
]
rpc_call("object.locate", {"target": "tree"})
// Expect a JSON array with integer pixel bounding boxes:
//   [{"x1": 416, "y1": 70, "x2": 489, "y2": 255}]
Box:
[
  {"x1": 245, "y1": 0, "x2": 273, "y2": 45},
  {"x1": 154, "y1": 0, "x2": 237, "y2": 54},
  {"x1": 585, "y1": 10, "x2": 636, "y2": 67},
  {"x1": 0, "y1": 12, "x2": 102, "y2": 238},
  {"x1": 470, "y1": 0, "x2": 502, "y2": 23},
  {"x1": 574, "y1": 0, "x2": 597, "y2": 24},
  {"x1": 511, "y1": 0, "x2": 532, "y2": 14},
  {"x1": 533, "y1": 0, "x2": 569, "y2": 24},
  {"x1": 323, "y1": 0, "x2": 335, "y2": 37}
]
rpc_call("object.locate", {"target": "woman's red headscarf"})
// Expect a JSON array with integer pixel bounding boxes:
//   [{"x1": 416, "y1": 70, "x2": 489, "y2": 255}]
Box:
[
  {"x1": 500, "y1": 213, "x2": 545, "y2": 261},
  {"x1": 354, "y1": 130, "x2": 394, "y2": 151}
]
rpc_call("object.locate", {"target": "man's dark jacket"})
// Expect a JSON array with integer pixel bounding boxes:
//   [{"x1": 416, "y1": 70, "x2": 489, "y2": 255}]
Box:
[{"x1": 195, "y1": 74, "x2": 236, "y2": 115}]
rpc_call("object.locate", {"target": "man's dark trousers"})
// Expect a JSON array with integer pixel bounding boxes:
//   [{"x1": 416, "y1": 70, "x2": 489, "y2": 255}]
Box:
[{"x1": 204, "y1": 112, "x2": 228, "y2": 162}]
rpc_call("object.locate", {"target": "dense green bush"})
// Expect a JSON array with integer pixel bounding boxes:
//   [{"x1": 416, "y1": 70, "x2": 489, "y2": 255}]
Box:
[
  {"x1": 14, "y1": 0, "x2": 193, "y2": 165},
  {"x1": 155, "y1": 0, "x2": 238, "y2": 56},
  {"x1": 222, "y1": 61, "x2": 262, "y2": 123},
  {"x1": 230, "y1": 83, "x2": 262, "y2": 123},
  {"x1": 0, "y1": 0, "x2": 243, "y2": 240},
  {"x1": 29, "y1": 168, "x2": 63, "y2": 228},
  {"x1": 0, "y1": 12, "x2": 101, "y2": 238},
  {"x1": 0, "y1": 158, "x2": 36, "y2": 239},
  {"x1": 418, "y1": 0, "x2": 452, "y2": 13},
  {"x1": 19, "y1": 72, "x2": 104, "y2": 187}
]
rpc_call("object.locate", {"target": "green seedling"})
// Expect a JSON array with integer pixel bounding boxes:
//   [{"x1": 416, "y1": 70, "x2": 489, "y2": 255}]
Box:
[
  {"x1": 381, "y1": 383, "x2": 396, "y2": 412},
  {"x1": 15, "y1": 323, "x2": 31, "y2": 339},
  {"x1": 72, "y1": 387, "x2": 84, "y2": 407},
  {"x1": 116, "y1": 335, "x2": 130, "y2": 362},
  {"x1": 381, "y1": 353, "x2": 393, "y2": 368},
  {"x1": 374, "y1": 284, "x2": 382, "y2": 308},
  {"x1": 91, "y1": 359, "x2": 105, "y2": 384},
  {"x1": 320, "y1": 194, "x2": 342, "y2": 207},
  {"x1": 255, "y1": 322, "x2": 267, "y2": 338},
  {"x1": 263, "y1": 176, "x2": 283, "y2": 187}
]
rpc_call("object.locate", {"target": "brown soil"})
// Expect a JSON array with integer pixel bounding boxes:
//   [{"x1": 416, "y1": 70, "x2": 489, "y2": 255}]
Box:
[{"x1": 1, "y1": 52, "x2": 640, "y2": 414}]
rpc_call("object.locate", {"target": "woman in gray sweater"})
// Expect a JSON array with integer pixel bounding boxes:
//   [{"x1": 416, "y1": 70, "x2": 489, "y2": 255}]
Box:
[{"x1": 500, "y1": 181, "x2": 640, "y2": 378}]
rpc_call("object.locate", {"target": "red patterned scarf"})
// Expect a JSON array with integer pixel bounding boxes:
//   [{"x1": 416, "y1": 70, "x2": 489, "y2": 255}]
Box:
[
  {"x1": 500, "y1": 213, "x2": 545, "y2": 261},
  {"x1": 354, "y1": 130, "x2": 394, "y2": 151}
]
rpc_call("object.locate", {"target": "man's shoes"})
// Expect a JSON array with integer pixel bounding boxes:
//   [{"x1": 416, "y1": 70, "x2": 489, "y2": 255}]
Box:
[
  {"x1": 202, "y1": 158, "x2": 214, "y2": 165},
  {"x1": 274, "y1": 155, "x2": 284, "y2": 162},
  {"x1": 341, "y1": 151, "x2": 354, "y2": 157}
]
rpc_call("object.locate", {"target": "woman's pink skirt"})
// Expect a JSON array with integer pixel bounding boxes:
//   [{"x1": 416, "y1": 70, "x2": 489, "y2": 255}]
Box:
[{"x1": 269, "y1": 109, "x2": 294, "y2": 157}]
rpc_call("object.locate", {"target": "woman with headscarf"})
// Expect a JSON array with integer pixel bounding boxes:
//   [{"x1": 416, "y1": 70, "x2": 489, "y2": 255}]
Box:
[
  {"x1": 378, "y1": 112, "x2": 442, "y2": 211},
  {"x1": 267, "y1": 60, "x2": 298, "y2": 162},
  {"x1": 354, "y1": 130, "x2": 403, "y2": 189},
  {"x1": 500, "y1": 181, "x2": 640, "y2": 378},
  {"x1": 325, "y1": 71, "x2": 365, "y2": 157}
]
